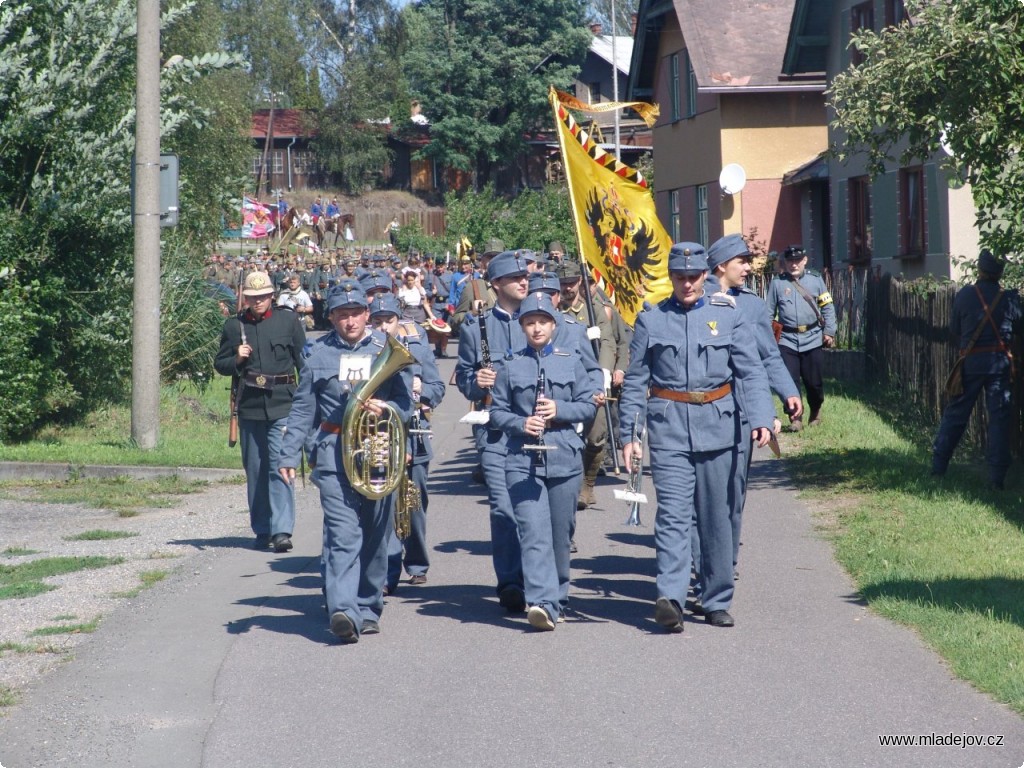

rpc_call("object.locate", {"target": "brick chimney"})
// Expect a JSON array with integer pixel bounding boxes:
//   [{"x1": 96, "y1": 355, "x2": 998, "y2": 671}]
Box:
[{"x1": 589, "y1": 22, "x2": 603, "y2": 36}]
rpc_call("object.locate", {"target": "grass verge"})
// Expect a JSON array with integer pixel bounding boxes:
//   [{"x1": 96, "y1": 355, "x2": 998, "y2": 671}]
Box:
[
  {"x1": 2, "y1": 547, "x2": 40, "y2": 557},
  {"x1": 0, "y1": 556, "x2": 126, "y2": 600},
  {"x1": 113, "y1": 569, "x2": 170, "y2": 599},
  {"x1": 1, "y1": 475, "x2": 207, "y2": 516},
  {"x1": 29, "y1": 618, "x2": 100, "y2": 636},
  {"x1": 64, "y1": 530, "x2": 140, "y2": 542},
  {"x1": 782, "y1": 380, "x2": 1024, "y2": 715},
  {"x1": 0, "y1": 382, "x2": 242, "y2": 468}
]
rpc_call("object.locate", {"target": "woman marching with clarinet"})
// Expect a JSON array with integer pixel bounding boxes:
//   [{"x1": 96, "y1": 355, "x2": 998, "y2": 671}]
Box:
[{"x1": 489, "y1": 293, "x2": 596, "y2": 631}]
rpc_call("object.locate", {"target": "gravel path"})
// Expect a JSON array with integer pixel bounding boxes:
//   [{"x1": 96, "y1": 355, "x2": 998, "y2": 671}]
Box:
[{"x1": 0, "y1": 481, "x2": 251, "y2": 701}]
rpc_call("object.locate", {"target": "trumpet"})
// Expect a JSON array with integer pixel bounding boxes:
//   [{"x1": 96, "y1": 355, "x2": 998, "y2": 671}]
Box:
[{"x1": 614, "y1": 415, "x2": 648, "y2": 526}]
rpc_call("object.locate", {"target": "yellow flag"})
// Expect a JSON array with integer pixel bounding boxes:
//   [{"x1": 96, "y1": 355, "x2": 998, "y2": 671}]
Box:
[{"x1": 549, "y1": 87, "x2": 672, "y2": 326}]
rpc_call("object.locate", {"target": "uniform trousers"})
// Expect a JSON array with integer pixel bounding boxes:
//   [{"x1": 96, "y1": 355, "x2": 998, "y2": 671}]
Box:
[
  {"x1": 507, "y1": 470, "x2": 581, "y2": 619},
  {"x1": 313, "y1": 468, "x2": 388, "y2": 632},
  {"x1": 239, "y1": 416, "x2": 295, "y2": 537},
  {"x1": 652, "y1": 446, "x2": 737, "y2": 613},
  {"x1": 386, "y1": 461, "x2": 430, "y2": 588},
  {"x1": 781, "y1": 345, "x2": 825, "y2": 415},
  {"x1": 481, "y1": 446, "x2": 524, "y2": 595},
  {"x1": 932, "y1": 365, "x2": 1012, "y2": 485}
]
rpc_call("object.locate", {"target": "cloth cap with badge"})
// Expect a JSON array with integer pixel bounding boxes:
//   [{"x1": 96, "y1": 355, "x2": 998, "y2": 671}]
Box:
[
  {"x1": 242, "y1": 271, "x2": 276, "y2": 297},
  {"x1": 518, "y1": 292, "x2": 559, "y2": 322},
  {"x1": 528, "y1": 271, "x2": 561, "y2": 295},
  {"x1": 668, "y1": 242, "x2": 708, "y2": 273},
  {"x1": 978, "y1": 249, "x2": 1005, "y2": 278},
  {"x1": 782, "y1": 245, "x2": 806, "y2": 260},
  {"x1": 487, "y1": 250, "x2": 530, "y2": 280},
  {"x1": 556, "y1": 260, "x2": 582, "y2": 282},
  {"x1": 368, "y1": 293, "x2": 402, "y2": 319},
  {"x1": 359, "y1": 271, "x2": 393, "y2": 294},
  {"x1": 707, "y1": 233, "x2": 751, "y2": 272},
  {"x1": 327, "y1": 281, "x2": 368, "y2": 312}
]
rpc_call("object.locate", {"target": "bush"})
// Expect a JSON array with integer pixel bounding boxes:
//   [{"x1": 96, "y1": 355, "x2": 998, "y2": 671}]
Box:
[{"x1": 443, "y1": 184, "x2": 576, "y2": 254}]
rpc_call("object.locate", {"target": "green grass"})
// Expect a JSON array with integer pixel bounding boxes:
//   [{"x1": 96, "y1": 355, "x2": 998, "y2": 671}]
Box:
[
  {"x1": 782, "y1": 380, "x2": 1024, "y2": 714},
  {"x1": 2, "y1": 547, "x2": 40, "y2": 557},
  {"x1": 0, "y1": 382, "x2": 242, "y2": 468},
  {"x1": 64, "y1": 530, "x2": 140, "y2": 542},
  {"x1": 0, "y1": 685, "x2": 16, "y2": 708},
  {"x1": 29, "y1": 617, "x2": 100, "y2": 636},
  {"x1": 0, "y1": 556, "x2": 125, "y2": 600},
  {"x1": 1, "y1": 475, "x2": 207, "y2": 516},
  {"x1": 113, "y1": 569, "x2": 169, "y2": 598}
]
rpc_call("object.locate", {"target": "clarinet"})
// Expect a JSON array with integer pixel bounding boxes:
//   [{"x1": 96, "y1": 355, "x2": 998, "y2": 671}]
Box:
[
  {"x1": 523, "y1": 369, "x2": 552, "y2": 467},
  {"x1": 478, "y1": 310, "x2": 493, "y2": 407}
]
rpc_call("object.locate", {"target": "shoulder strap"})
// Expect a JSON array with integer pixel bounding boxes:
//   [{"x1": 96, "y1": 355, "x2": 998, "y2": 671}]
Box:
[
  {"x1": 790, "y1": 277, "x2": 826, "y2": 327},
  {"x1": 965, "y1": 285, "x2": 1004, "y2": 356}
]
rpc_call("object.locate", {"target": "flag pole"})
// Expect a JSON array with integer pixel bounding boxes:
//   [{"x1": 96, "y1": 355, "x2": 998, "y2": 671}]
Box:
[{"x1": 548, "y1": 87, "x2": 590, "y2": 276}]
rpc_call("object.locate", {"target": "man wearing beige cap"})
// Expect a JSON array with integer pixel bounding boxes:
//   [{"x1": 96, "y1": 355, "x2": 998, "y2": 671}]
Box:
[{"x1": 215, "y1": 272, "x2": 307, "y2": 552}]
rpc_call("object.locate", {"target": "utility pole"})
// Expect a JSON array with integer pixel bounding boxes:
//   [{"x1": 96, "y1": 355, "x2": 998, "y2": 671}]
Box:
[{"x1": 131, "y1": 0, "x2": 162, "y2": 449}]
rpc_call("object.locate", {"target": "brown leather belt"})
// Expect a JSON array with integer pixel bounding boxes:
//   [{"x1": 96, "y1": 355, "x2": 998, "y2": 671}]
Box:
[
  {"x1": 321, "y1": 421, "x2": 342, "y2": 435},
  {"x1": 244, "y1": 371, "x2": 296, "y2": 389},
  {"x1": 650, "y1": 382, "x2": 732, "y2": 404}
]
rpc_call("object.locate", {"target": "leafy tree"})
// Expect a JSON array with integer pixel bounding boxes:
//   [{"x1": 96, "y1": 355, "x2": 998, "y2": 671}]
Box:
[
  {"x1": 0, "y1": 0, "x2": 246, "y2": 439},
  {"x1": 401, "y1": 0, "x2": 592, "y2": 189},
  {"x1": 828, "y1": 0, "x2": 1024, "y2": 277},
  {"x1": 443, "y1": 183, "x2": 576, "y2": 253}
]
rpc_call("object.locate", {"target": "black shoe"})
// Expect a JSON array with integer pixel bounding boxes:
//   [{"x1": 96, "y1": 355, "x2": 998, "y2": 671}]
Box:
[
  {"x1": 685, "y1": 598, "x2": 705, "y2": 616},
  {"x1": 330, "y1": 611, "x2": 358, "y2": 643},
  {"x1": 705, "y1": 610, "x2": 735, "y2": 628},
  {"x1": 654, "y1": 597, "x2": 684, "y2": 633},
  {"x1": 382, "y1": 585, "x2": 393, "y2": 597},
  {"x1": 271, "y1": 533, "x2": 293, "y2": 553},
  {"x1": 253, "y1": 534, "x2": 271, "y2": 550},
  {"x1": 361, "y1": 619, "x2": 380, "y2": 635},
  {"x1": 472, "y1": 466, "x2": 486, "y2": 485},
  {"x1": 498, "y1": 585, "x2": 526, "y2": 613}
]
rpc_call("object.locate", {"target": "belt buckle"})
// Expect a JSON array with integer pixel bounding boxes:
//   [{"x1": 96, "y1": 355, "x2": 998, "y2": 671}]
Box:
[
  {"x1": 256, "y1": 374, "x2": 267, "y2": 387},
  {"x1": 797, "y1": 325, "x2": 808, "y2": 333},
  {"x1": 690, "y1": 391, "x2": 706, "y2": 404}
]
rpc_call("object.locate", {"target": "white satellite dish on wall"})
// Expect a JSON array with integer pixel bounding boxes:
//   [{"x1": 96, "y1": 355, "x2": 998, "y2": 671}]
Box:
[{"x1": 719, "y1": 163, "x2": 747, "y2": 195}]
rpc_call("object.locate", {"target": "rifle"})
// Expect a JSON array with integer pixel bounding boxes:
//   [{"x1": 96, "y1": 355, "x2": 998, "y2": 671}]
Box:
[
  {"x1": 227, "y1": 320, "x2": 247, "y2": 447},
  {"x1": 577, "y1": 262, "x2": 622, "y2": 475}
]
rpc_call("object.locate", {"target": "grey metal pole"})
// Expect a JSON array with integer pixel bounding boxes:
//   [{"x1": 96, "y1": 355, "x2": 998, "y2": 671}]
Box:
[
  {"x1": 611, "y1": 0, "x2": 621, "y2": 162},
  {"x1": 131, "y1": 0, "x2": 162, "y2": 449}
]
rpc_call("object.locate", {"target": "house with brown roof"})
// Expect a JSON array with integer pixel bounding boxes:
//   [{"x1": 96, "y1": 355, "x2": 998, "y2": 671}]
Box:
[
  {"x1": 628, "y1": 0, "x2": 829, "y2": 261},
  {"x1": 784, "y1": 0, "x2": 977, "y2": 278},
  {"x1": 251, "y1": 109, "x2": 338, "y2": 194}
]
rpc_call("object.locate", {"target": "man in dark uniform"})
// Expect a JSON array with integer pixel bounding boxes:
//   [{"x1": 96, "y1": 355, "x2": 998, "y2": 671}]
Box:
[
  {"x1": 620, "y1": 243, "x2": 775, "y2": 632},
  {"x1": 215, "y1": 271, "x2": 306, "y2": 552},
  {"x1": 278, "y1": 281, "x2": 413, "y2": 642},
  {"x1": 765, "y1": 245, "x2": 837, "y2": 430},
  {"x1": 932, "y1": 249, "x2": 1020, "y2": 490}
]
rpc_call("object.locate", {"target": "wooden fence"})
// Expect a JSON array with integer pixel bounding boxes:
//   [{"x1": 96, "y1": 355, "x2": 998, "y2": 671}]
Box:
[{"x1": 863, "y1": 273, "x2": 1023, "y2": 457}]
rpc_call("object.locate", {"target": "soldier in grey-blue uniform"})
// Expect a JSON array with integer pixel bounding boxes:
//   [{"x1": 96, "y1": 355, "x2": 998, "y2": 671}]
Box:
[
  {"x1": 932, "y1": 250, "x2": 1020, "y2": 490},
  {"x1": 706, "y1": 234, "x2": 803, "y2": 571},
  {"x1": 367, "y1": 294, "x2": 446, "y2": 592},
  {"x1": 619, "y1": 243, "x2": 775, "y2": 632},
  {"x1": 455, "y1": 250, "x2": 531, "y2": 612},
  {"x1": 278, "y1": 281, "x2": 413, "y2": 643},
  {"x1": 490, "y1": 293, "x2": 597, "y2": 630},
  {"x1": 765, "y1": 245, "x2": 837, "y2": 429}
]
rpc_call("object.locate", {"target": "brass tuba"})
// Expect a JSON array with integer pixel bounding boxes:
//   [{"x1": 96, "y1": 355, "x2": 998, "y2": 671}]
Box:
[{"x1": 341, "y1": 335, "x2": 416, "y2": 499}]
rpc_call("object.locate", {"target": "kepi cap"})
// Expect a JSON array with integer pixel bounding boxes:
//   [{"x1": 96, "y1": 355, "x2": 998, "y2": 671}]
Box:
[
  {"x1": 487, "y1": 250, "x2": 530, "y2": 280},
  {"x1": 481, "y1": 238, "x2": 506, "y2": 257},
  {"x1": 668, "y1": 242, "x2": 708, "y2": 273},
  {"x1": 707, "y1": 234, "x2": 751, "y2": 272},
  {"x1": 327, "y1": 280, "x2": 368, "y2": 312},
  {"x1": 518, "y1": 292, "x2": 558, "y2": 321},
  {"x1": 528, "y1": 271, "x2": 561, "y2": 295},
  {"x1": 368, "y1": 294, "x2": 401, "y2": 319}
]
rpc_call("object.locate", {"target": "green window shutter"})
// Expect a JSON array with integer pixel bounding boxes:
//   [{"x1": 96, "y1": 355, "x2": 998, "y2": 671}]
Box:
[
  {"x1": 873, "y1": 171, "x2": 898, "y2": 258},
  {"x1": 926, "y1": 164, "x2": 945, "y2": 255},
  {"x1": 835, "y1": 179, "x2": 848, "y2": 262}
]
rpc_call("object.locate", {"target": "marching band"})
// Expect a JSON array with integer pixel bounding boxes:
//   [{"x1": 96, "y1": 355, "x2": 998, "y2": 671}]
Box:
[{"x1": 220, "y1": 232, "x2": 785, "y2": 642}]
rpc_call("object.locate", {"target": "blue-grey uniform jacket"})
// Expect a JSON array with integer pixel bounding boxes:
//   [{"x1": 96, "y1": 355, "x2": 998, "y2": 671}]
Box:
[
  {"x1": 553, "y1": 313, "x2": 604, "y2": 397},
  {"x1": 279, "y1": 329, "x2": 413, "y2": 472},
  {"x1": 490, "y1": 344, "x2": 597, "y2": 478},
  {"x1": 619, "y1": 292, "x2": 775, "y2": 453},
  {"x1": 455, "y1": 306, "x2": 527, "y2": 455},
  {"x1": 399, "y1": 323, "x2": 445, "y2": 465},
  {"x1": 765, "y1": 270, "x2": 837, "y2": 352},
  {"x1": 706, "y1": 275, "x2": 799, "y2": 413}
]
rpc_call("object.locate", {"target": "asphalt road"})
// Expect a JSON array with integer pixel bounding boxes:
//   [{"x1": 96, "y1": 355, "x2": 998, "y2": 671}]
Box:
[{"x1": 1, "y1": 353, "x2": 1022, "y2": 767}]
